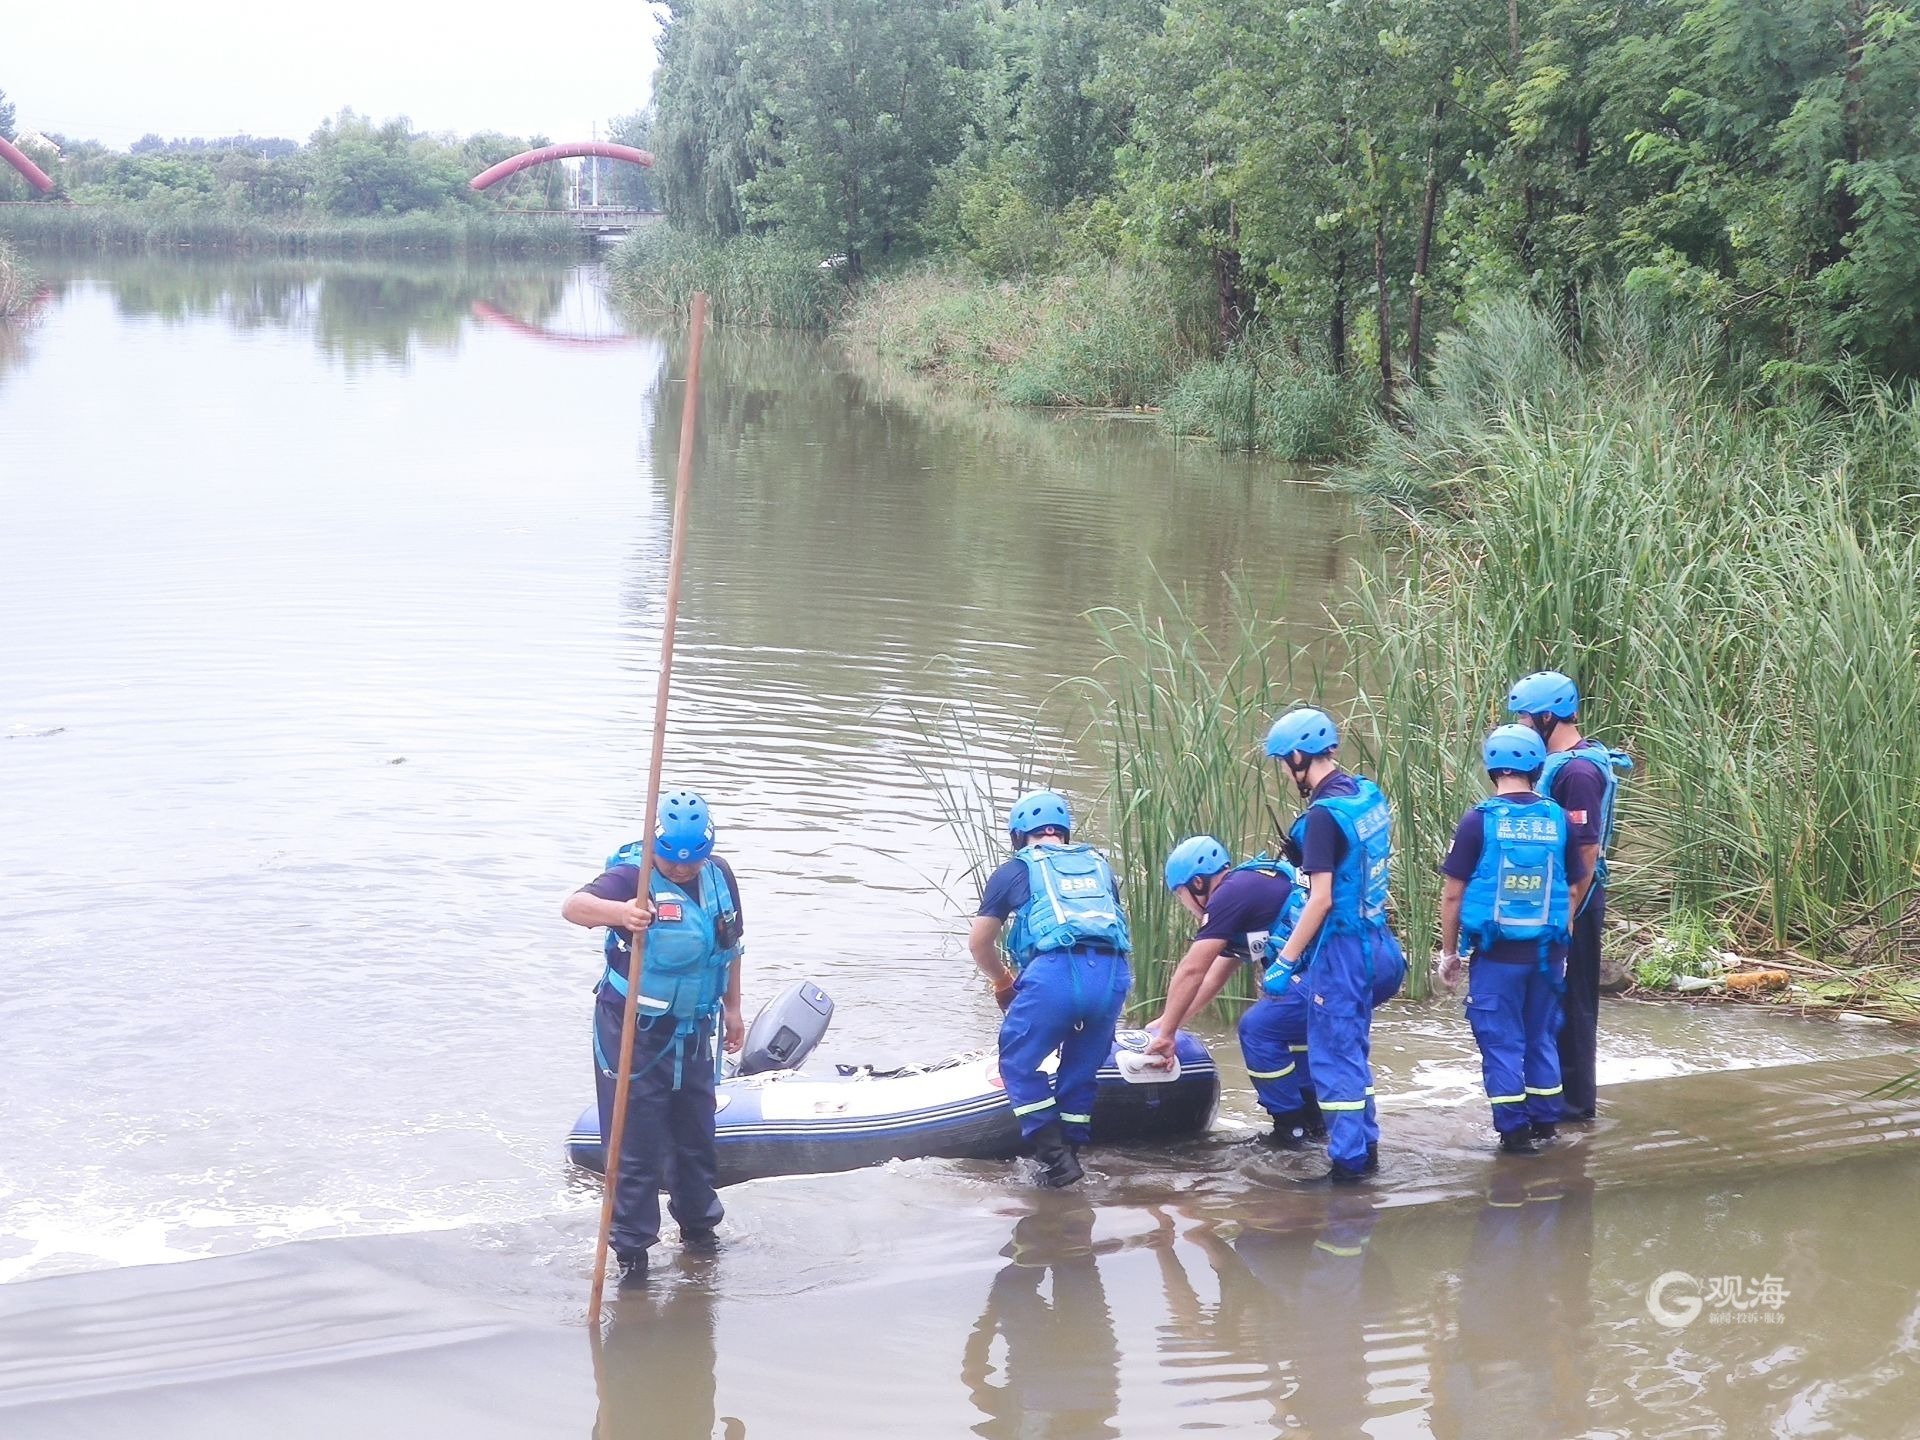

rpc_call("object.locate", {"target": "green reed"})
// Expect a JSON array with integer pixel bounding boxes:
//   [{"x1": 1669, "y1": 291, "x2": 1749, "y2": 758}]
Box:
[
  {"x1": 0, "y1": 235, "x2": 33, "y2": 316},
  {"x1": 606, "y1": 227, "x2": 843, "y2": 330},
  {"x1": 1335, "y1": 297, "x2": 1920, "y2": 974},
  {"x1": 0, "y1": 202, "x2": 579, "y2": 257}
]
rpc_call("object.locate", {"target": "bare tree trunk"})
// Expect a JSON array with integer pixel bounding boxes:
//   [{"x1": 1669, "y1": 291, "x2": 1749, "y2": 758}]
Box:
[
  {"x1": 1214, "y1": 205, "x2": 1250, "y2": 349},
  {"x1": 1330, "y1": 248, "x2": 1349, "y2": 377},
  {"x1": 1374, "y1": 207, "x2": 1394, "y2": 410},
  {"x1": 1410, "y1": 140, "x2": 1440, "y2": 384},
  {"x1": 1509, "y1": 0, "x2": 1521, "y2": 64}
]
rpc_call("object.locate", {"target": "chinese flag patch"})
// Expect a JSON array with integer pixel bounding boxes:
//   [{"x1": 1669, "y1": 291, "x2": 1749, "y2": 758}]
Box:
[{"x1": 654, "y1": 899, "x2": 685, "y2": 922}]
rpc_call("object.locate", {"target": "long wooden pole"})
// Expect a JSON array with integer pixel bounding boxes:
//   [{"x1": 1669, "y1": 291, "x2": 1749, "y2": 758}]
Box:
[{"x1": 588, "y1": 290, "x2": 710, "y2": 1321}]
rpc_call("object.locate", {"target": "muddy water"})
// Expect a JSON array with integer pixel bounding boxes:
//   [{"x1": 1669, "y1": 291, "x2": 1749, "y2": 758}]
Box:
[{"x1": 3, "y1": 257, "x2": 1917, "y2": 1437}]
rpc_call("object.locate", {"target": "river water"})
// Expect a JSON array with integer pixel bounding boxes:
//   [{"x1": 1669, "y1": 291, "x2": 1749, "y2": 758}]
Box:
[{"x1": 3, "y1": 257, "x2": 1918, "y2": 1437}]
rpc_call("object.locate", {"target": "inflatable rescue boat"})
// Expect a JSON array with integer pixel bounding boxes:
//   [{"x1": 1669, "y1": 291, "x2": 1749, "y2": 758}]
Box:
[{"x1": 567, "y1": 980, "x2": 1219, "y2": 1185}]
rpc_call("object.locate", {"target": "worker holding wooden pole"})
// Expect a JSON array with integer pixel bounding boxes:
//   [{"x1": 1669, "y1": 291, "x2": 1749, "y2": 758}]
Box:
[{"x1": 559, "y1": 295, "x2": 731, "y2": 1315}]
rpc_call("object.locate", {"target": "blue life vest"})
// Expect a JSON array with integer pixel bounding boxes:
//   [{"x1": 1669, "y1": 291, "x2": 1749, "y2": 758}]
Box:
[
  {"x1": 599, "y1": 843, "x2": 740, "y2": 1026},
  {"x1": 1538, "y1": 739, "x2": 1631, "y2": 897},
  {"x1": 1224, "y1": 856, "x2": 1310, "y2": 995},
  {"x1": 1286, "y1": 777, "x2": 1393, "y2": 936},
  {"x1": 1458, "y1": 795, "x2": 1571, "y2": 958},
  {"x1": 1004, "y1": 843, "x2": 1131, "y2": 969}
]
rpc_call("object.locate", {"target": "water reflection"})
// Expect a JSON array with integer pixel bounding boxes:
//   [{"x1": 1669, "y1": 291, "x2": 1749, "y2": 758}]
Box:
[
  {"x1": 964, "y1": 1205, "x2": 1120, "y2": 1440},
  {"x1": 1431, "y1": 1147, "x2": 1595, "y2": 1438},
  {"x1": 28, "y1": 254, "x2": 603, "y2": 369},
  {"x1": 596, "y1": 1268, "x2": 746, "y2": 1440}
]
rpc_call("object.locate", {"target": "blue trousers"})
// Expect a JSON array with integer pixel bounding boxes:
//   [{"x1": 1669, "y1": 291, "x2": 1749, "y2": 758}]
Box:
[
  {"x1": 998, "y1": 949, "x2": 1131, "y2": 1144},
  {"x1": 1465, "y1": 956, "x2": 1566, "y2": 1133},
  {"x1": 593, "y1": 1000, "x2": 725, "y2": 1256},
  {"x1": 1240, "y1": 946, "x2": 1405, "y2": 1118},
  {"x1": 1305, "y1": 926, "x2": 1405, "y2": 1170}
]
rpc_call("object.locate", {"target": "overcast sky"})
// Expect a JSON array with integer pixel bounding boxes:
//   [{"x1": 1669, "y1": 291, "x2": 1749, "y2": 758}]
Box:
[{"x1": 5, "y1": 2, "x2": 665, "y2": 148}]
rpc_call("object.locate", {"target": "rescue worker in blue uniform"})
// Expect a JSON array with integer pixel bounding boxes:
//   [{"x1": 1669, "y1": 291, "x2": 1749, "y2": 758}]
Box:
[
  {"x1": 1145, "y1": 836, "x2": 1403, "y2": 1147},
  {"x1": 562, "y1": 790, "x2": 745, "y2": 1284},
  {"x1": 1436, "y1": 726, "x2": 1589, "y2": 1154},
  {"x1": 1263, "y1": 707, "x2": 1406, "y2": 1182},
  {"x1": 1507, "y1": 670, "x2": 1631, "y2": 1122},
  {"x1": 969, "y1": 790, "x2": 1132, "y2": 1188}
]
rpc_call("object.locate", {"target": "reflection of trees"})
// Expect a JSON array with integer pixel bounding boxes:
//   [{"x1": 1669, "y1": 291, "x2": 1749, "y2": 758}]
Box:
[
  {"x1": 43, "y1": 255, "x2": 579, "y2": 368},
  {"x1": 643, "y1": 327, "x2": 1352, "y2": 705}
]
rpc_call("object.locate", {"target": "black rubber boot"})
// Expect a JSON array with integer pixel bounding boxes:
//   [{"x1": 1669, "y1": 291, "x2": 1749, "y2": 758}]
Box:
[
  {"x1": 1302, "y1": 1092, "x2": 1329, "y2": 1141},
  {"x1": 1255, "y1": 1108, "x2": 1318, "y2": 1150},
  {"x1": 1529, "y1": 1120, "x2": 1557, "y2": 1143},
  {"x1": 1499, "y1": 1129, "x2": 1541, "y2": 1157},
  {"x1": 1032, "y1": 1120, "x2": 1084, "y2": 1188},
  {"x1": 615, "y1": 1249, "x2": 649, "y2": 1288},
  {"x1": 681, "y1": 1227, "x2": 720, "y2": 1253}
]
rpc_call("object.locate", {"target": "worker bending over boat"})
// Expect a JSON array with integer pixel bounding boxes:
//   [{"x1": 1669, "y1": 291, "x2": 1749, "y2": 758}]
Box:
[
  {"x1": 1147, "y1": 835, "x2": 1401, "y2": 1148},
  {"x1": 969, "y1": 790, "x2": 1132, "y2": 1188}
]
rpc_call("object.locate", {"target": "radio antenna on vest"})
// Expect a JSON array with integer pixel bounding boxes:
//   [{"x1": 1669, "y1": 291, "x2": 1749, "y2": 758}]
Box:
[{"x1": 588, "y1": 291, "x2": 710, "y2": 1323}]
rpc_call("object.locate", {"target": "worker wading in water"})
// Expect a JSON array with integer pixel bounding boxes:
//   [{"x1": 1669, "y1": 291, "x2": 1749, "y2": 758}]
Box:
[
  {"x1": 969, "y1": 790, "x2": 1132, "y2": 1188},
  {"x1": 562, "y1": 790, "x2": 745, "y2": 1285}
]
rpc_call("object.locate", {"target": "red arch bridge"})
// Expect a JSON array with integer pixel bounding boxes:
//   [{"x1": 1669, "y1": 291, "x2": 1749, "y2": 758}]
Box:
[{"x1": 470, "y1": 141, "x2": 659, "y2": 235}]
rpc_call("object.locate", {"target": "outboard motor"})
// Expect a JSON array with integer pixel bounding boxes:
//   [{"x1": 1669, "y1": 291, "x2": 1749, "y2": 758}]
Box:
[{"x1": 736, "y1": 980, "x2": 833, "y2": 1075}]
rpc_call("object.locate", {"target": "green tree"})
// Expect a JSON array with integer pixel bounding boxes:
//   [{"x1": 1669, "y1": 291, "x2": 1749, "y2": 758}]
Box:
[
  {"x1": 1, "y1": 87, "x2": 17, "y2": 141},
  {"x1": 652, "y1": 0, "x2": 763, "y2": 236},
  {"x1": 738, "y1": 0, "x2": 979, "y2": 270}
]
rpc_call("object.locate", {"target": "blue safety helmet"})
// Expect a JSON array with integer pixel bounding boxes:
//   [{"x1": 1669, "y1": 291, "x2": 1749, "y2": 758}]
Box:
[
  {"x1": 1008, "y1": 789, "x2": 1072, "y2": 843},
  {"x1": 1164, "y1": 835, "x2": 1232, "y2": 891},
  {"x1": 654, "y1": 789, "x2": 716, "y2": 862},
  {"x1": 1482, "y1": 724, "x2": 1548, "y2": 778},
  {"x1": 1264, "y1": 706, "x2": 1340, "y2": 760},
  {"x1": 1507, "y1": 670, "x2": 1580, "y2": 719}
]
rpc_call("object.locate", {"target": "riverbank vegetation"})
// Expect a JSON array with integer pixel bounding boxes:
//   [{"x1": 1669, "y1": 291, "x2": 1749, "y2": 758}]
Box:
[
  {"x1": 0, "y1": 104, "x2": 635, "y2": 255},
  {"x1": 1088, "y1": 301, "x2": 1920, "y2": 1012},
  {"x1": 606, "y1": 225, "x2": 840, "y2": 328},
  {"x1": 0, "y1": 235, "x2": 33, "y2": 316},
  {"x1": 0, "y1": 203, "x2": 579, "y2": 257},
  {"x1": 628, "y1": 0, "x2": 1920, "y2": 453}
]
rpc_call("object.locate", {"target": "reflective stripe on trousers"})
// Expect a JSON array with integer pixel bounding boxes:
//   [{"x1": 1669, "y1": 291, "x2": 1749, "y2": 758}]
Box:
[{"x1": 997, "y1": 949, "x2": 1131, "y2": 1144}]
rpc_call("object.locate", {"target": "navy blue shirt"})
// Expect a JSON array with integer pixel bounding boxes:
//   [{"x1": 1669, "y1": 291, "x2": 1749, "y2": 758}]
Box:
[
  {"x1": 977, "y1": 853, "x2": 1123, "y2": 919},
  {"x1": 1441, "y1": 793, "x2": 1588, "y2": 964},
  {"x1": 1546, "y1": 750, "x2": 1609, "y2": 855},
  {"x1": 1194, "y1": 866, "x2": 1296, "y2": 962},
  {"x1": 1298, "y1": 770, "x2": 1360, "y2": 875},
  {"x1": 580, "y1": 855, "x2": 745, "y2": 952}
]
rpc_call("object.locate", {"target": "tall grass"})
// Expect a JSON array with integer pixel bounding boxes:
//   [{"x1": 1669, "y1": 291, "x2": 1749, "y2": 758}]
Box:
[
  {"x1": 0, "y1": 235, "x2": 33, "y2": 316},
  {"x1": 0, "y1": 202, "x2": 580, "y2": 257},
  {"x1": 1158, "y1": 342, "x2": 1376, "y2": 459},
  {"x1": 1335, "y1": 297, "x2": 1920, "y2": 972},
  {"x1": 841, "y1": 264, "x2": 1209, "y2": 408},
  {"x1": 607, "y1": 227, "x2": 843, "y2": 330},
  {"x1": 1079, "y1": 583, "x2": 1309, "y2": 1014}
]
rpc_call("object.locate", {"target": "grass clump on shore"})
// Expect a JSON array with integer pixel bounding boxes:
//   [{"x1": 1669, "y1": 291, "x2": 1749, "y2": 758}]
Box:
[
  {"x1": 1158, "y1": 343, "x2": 1376, "y2": 459},
  {"x1": 841, "y1": 265, "x2": 1206, "y2": 409},
  {"x1": 0, "y1": 236, "x2": 35, "y2": 317},
  {"x1": 606, "y1": 227, "x2": 843, "y2": 330},
  {"x1": 1333, "y1": 299, "x2": 1920, "y2": 996},
  {"x1": 0, "y1": 203, "x2": 579, "y2": 258}
]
